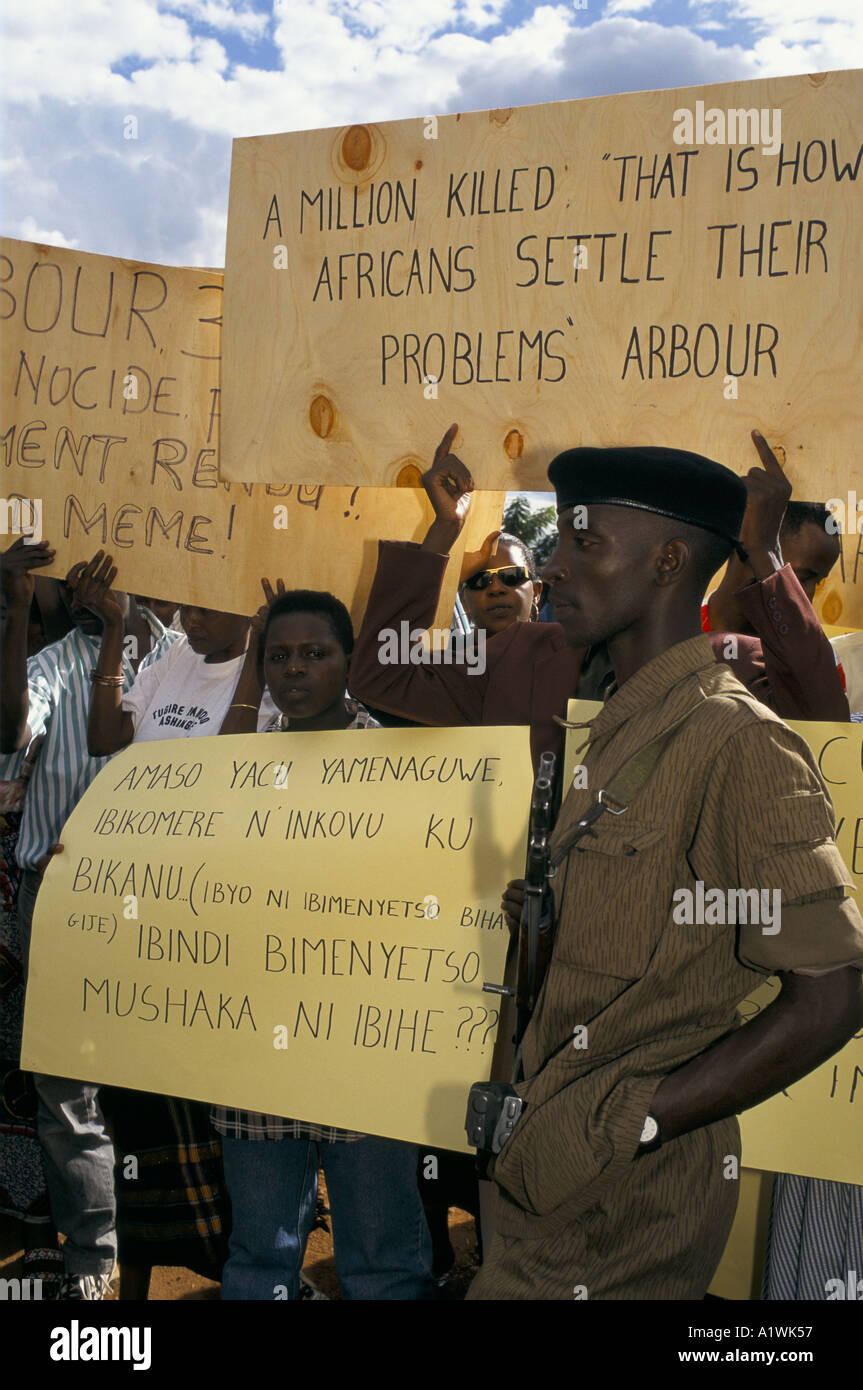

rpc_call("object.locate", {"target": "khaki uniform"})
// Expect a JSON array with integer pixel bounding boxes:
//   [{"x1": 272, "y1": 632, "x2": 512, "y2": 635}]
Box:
[{"x1": 469, "y1": 636, "x2": 863, "y2": 1300}]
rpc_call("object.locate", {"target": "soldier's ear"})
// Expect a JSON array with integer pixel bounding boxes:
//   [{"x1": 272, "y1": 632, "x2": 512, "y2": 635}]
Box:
[{"x1": 654, "y1": 539, "x2": 689, "y2": 587}]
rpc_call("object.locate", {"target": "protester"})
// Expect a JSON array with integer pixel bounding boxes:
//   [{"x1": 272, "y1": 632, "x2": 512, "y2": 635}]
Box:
[
  {"x1": 466, "y1": 443, "x2": 863, "y2": 1300},
  {"x1": 0, "y1": 538, "x2": 179, "y2": 1300},
  {"x1": 706, "y1": 500, "x2": 840, "y2": 634},
  {"x1": 136, "y1": 595, "x2": 180, "y2": 630},
  {"x1": 459, "y1": 535, "x2": 541, "y2": 634},
  {"x1": 71, "y1": 551, "x2": 267, "y2": 1297},
  {"x1": 0, "y1": 727, "x2": 61, "y2": 1292},
  {"x1": 211, "y1": 586, "x2": 435, "y2": 1300},
  {"x1": 79, "y1": 555, "x2": 256, "y2": 756},
  {"x1": 420, "y1": 445, "x2": 539, "y2": 637},
  {"x1": 30, "y1": 576, "x2": 76, "y2": 649},
  {"x1": 762, "y1": 1174, "x2": 863, "y2": 1299},
  {"x1": 351, "y1": 428, "x2": 848, "y2": 768}
]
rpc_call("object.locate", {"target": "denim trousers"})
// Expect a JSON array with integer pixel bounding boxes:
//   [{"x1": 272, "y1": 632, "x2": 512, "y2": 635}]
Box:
[
  {"x1": 220, "y1": 1133, "x2": 435, "y2": 1300},
  {"x1": 18, "y1": 869, "x2": 117, "y2": 1276}
]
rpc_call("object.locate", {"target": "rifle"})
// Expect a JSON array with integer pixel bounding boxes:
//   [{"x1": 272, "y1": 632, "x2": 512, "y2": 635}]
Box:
[
  {"x1": 482, "y1": 750, "x2": 557, "y2": 1055},
  {"x1": 465, "y1": 751, "x2": 557, "y2": 1157}
]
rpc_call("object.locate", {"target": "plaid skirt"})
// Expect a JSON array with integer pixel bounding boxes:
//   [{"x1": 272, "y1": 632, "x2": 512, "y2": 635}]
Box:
[{"x1": 100, "y1": 1086, "x2": 230, "y2": 1279}]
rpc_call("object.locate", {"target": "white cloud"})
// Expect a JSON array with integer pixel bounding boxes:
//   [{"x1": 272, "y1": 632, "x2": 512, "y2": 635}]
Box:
[
  {"x1": 165, "y1": 1, "x2": 269, "y2": 39},
  {"x1": 695, "y1": 0, "x2": 863, "y2": 69},
  {"x1": 14, "y1": 214, "x2": 80, "y2": 248},
  {"x1": 606, "y1": 0, "x2": 657, "y2": 13},
  {"x1": 2, "y1": 0, "x2": 862, "y2": 268}
]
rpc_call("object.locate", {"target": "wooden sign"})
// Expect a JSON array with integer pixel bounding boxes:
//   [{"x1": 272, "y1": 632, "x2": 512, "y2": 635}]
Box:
[
  {"x1": 0, "y1": 238, "x2": 503, "y2": 628},
  {"x1": 21, "y1": 725, "x2": 534, "y2": 1152},
  {"x1": 815, "y1": 530, "x2": 863, "y2": 633},
  {"x1": 221, "y1": 70, "x2": 862, "y2": 524}
]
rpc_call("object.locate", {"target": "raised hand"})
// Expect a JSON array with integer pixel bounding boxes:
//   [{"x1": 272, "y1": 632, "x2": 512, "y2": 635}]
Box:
[
  {"x1": 67, "y1": 551, "x2": 125, "y2": 626},
  {"x1": 253, "y1": 578, "x2": 286, "y2": 636},
  {"x1": 1, "y1": 535, "x2": 56, "y2": 608},
  {"x1": 460, "y1": 530, "x2": 502, "y2": 584},
  {"x1": 420, "y1": 424, "x2": 475, "y2": 553},
  {"x1": 740, "y1": 430, "x2": 793, "y2": 570}
]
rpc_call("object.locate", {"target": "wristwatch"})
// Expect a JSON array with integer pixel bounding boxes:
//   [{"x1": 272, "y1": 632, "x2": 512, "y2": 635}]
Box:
[{"x1": 637, "y1": 1113, "x2": 662, "y2": 1154}]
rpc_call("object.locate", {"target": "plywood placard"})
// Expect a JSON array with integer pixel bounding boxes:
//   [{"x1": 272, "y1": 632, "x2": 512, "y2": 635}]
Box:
[
  {"x1": 222, "y1": 71, "x2": 862, "y2": 519},
  {"x1": 21, "y1": 725, "x2": 534, "y2": 1152},
  {"x1": 815, "y1": 530, "x2": 863, "y2": 633},
  {"x1": 0, "y1": 238, "x2": 503, "y2": 628}
]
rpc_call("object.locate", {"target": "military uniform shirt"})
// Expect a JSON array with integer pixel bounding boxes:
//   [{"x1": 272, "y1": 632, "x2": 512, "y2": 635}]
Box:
[{"x1": 476, "y1": 635, "x2": 862, "y2": 1297}]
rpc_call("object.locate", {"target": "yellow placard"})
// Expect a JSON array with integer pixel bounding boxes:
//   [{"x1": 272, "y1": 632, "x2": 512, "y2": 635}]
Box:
[
  {"x1": 564, "y1": 700, "x2": 863, "y2": 1184},
  {"x1": 21, "y1": 726, "x2": 533, "y2": 1151},
  {"x1": 708, "y1": 1169, "x2": 775, "y2": 1301},
  {"x1": 0, "y1": 237, "x2": 503, "y2": 628}
]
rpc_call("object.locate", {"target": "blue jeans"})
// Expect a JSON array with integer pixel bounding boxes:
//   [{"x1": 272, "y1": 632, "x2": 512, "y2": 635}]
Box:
[
  {"x1": 220, "y1": 1134, "x2": 434, "y2": 1300},
  {"x1": 18, "y1": 870, "x2": 117, "y2": 1277}
]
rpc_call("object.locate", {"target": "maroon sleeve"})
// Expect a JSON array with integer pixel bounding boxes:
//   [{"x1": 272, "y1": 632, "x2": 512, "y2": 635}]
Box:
[
  {"x1": 731, "y1": 565, "x2": 849, "y2": 720},
  {"x1": 349, "y1": 540, "x2": 488, "y2": 727}
]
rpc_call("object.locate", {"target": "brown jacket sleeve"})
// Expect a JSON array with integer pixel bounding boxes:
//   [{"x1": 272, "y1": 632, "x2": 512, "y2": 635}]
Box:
[
  {"x1": 710, "y1": 564, "x2": 850, "y2": 721},
  {"x1": 350, "y1": 540, "x2": 489, "y2": 727}
]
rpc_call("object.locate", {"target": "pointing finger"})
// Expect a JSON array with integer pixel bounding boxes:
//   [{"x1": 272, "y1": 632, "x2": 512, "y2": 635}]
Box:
[
  {"x1": 432, "y1": 423, "x2": 458, "y2": 467},
  {"x1": 751, "y1": 430, "x2": 786, "y2": 477}
]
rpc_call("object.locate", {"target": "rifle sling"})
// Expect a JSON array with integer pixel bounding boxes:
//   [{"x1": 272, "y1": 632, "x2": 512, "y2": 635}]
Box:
[{"x1": 549, "y1": 698, "x2": 729, "y2": 871}]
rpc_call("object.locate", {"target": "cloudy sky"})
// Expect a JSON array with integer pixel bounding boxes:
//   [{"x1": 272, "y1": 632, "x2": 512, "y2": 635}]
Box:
[{"x1": 2, "y1": 1, "x2": 861, "y2": 267}]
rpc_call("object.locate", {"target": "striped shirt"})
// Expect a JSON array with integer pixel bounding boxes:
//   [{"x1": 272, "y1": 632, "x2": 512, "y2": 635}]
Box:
[
  {"x1": 211, "y1": 701, "x2": 379, "y2": 1143},
  {"x1": 0, "y1": 614, "x2": 180, "y2": 870}
]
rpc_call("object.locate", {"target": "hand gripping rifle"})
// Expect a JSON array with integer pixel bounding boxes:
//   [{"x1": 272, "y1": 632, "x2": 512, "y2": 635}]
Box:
[
  {"x1": 465, "y1": 697, "x2": 722, "y2": 1160},
  {"x1": 512, "y1": 750, "x2": 558, "y2": 1051},
  {"x1": 464, "y1": 751, "x2": 558, "y2": 1158}
]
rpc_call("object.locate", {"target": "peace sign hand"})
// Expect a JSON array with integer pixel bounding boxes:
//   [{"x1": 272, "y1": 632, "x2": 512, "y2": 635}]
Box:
[{"x1": 252, "y1": 577, "x2": 286, "y2": 636}]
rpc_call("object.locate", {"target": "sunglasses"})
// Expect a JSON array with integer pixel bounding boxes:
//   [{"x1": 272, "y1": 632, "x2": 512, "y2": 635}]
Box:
[{"x1": 463, "y1": 564, "x2": 531, "y2": 592}]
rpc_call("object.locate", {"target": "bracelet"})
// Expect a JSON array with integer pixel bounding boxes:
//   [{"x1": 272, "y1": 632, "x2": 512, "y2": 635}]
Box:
[
  {"x1": 230, "y1": 703, "x2": 259, "y2": 712},
  {"x1": 90, "y1": 670, "x2": 124, "y2": 688}
]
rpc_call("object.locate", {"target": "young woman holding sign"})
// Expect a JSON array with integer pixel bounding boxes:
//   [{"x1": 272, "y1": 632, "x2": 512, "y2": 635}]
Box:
[
  {"x1": 212, "y1": 586, "x2": 435, "y2": 1301},
  {"x1": 70, "y1": 554, "x2": 269, "y2": 1299}
]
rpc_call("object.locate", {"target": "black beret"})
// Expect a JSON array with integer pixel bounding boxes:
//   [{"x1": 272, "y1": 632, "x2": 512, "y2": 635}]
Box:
[{"x1": 547, "y1": 446, "x2": 748, "y2": 549}]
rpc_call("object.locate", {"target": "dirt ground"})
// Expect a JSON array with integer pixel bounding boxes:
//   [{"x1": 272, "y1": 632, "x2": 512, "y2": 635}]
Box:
[{"x1": 0, "y1": 1176, "x2": 480, "y2": 1300}]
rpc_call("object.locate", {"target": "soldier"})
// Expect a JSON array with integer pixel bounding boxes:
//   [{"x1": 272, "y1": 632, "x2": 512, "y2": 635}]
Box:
[{"x1": 467, "y1": 445, "x2": 863, "y2": 1300}]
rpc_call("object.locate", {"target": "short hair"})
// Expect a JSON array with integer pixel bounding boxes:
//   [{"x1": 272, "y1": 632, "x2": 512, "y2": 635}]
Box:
[
  {"x1": 263, "y1": 590, "x2": 354, "y2": 656},
  {"x1": 781, "y1": 501, "x2": 832, "y2": 537},
  {"x1": 687, "y1": 528, "x2": 735, "y2": 593},
  {"x1": 657, "y1": 518, "x2": 734, "y2": 595},
  {"x1": 491, "y1": 532, "x2": 538, "y2": 581}
]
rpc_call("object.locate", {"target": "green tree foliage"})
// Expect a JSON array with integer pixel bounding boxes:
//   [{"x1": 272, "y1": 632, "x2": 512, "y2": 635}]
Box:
[{"x1": 502, "y1": 496, "x2": 557, "y2": 571}]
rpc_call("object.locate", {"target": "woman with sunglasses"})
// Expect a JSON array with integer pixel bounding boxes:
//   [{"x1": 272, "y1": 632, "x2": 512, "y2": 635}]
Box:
[
  {"x1": 460, "y1": 543, "x2": 542, "y2": 635},
  {"x1": 352, "y1": 425, "x2": 584, "y2": 769}
]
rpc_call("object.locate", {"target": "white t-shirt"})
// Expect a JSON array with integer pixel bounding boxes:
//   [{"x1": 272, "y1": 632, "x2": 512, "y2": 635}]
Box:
[{"x1": 122, "y1": 637, "x2": 275, "y2": 741}]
